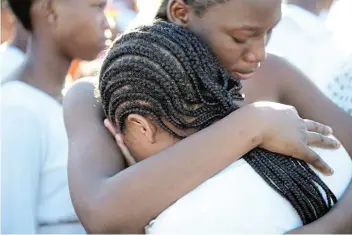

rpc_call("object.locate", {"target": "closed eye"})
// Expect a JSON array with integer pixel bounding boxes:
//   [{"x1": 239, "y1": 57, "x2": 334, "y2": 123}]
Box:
[{"x1": 232, "y1": 37, "x2": 247, "y2": 44}]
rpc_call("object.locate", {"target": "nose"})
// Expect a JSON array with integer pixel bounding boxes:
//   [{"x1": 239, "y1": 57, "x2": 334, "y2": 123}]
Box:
[{"x1": 243, "y1": 38, "x2": 267, "y2": 64}]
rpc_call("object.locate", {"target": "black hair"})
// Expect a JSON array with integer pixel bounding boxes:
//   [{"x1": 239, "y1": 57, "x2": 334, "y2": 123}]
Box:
[
  {"x1": 7, "y1": 0, "x2": 32, "y2": 30},
  {"x1": 99, "y1": 21, "x2": 337, "y2": 225},
  {"x1": 156, "y1": 0, "x2": 229, "y2": 20}
]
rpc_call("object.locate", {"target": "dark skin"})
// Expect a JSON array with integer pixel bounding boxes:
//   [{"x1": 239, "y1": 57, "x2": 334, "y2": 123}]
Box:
[
  {"x1": 64, "y1": 0, "x2": 352, "y2": 233},
  {"x1": 18, "y1": 0, "x2": 108, "y2": 99}
]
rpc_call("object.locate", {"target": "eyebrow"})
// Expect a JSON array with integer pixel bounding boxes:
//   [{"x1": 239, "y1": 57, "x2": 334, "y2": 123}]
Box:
[
  {"x1": 238, "y1": 25, "x2": 262, "y2": 31},
  {"x1": 237, "y1": 18, "x2": 281, "y2": 32}
]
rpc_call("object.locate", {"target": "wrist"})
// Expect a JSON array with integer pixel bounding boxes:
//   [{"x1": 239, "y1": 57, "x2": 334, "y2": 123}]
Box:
[{"x1": 235, "y1": 104, "x2": 265, "y2": 147}]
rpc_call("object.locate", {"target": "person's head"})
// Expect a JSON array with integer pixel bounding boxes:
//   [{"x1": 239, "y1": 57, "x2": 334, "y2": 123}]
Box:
[
  {"x1": 7, "y1": 0, "x2": 109, "y2": 60},
  {"x1": 100, "y1": 21, "x2": 337, "y2": 225},
  {"x1": 156, "y1": 0, "x2": 282, "y2": 80},
  {"x1": 100, "y1": 21, "x2": 243, "y2": 162}
]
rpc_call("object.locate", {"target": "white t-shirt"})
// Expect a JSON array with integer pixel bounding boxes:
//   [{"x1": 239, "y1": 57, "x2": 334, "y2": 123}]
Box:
[
  {"x1": 146, "y1": 146, "x2": 352, "y2": 234},
  {"x1": 0, "y1": 44, "x2": 26, "y2": 84},
  {"x1": 1, "y1": 81, "x2": 85, "y2": 234},
  {"x1": 267, "y1": 4, "x2": 348, "y2": 90}
]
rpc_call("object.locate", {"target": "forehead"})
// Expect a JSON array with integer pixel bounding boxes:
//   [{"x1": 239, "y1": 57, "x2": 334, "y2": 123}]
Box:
[{"x1": 201, "y1": 0, "x2": 282, "y2": 30}]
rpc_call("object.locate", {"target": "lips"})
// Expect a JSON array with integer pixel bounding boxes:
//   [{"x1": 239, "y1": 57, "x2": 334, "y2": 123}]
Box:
[{"x1": 232, "y1": 71, "x2": 256, "y2": 80}]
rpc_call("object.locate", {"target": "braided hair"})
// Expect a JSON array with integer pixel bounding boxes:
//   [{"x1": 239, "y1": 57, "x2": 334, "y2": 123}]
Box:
[{"x1": 99, "y1": 21, "x2": 337, "y2": 225}]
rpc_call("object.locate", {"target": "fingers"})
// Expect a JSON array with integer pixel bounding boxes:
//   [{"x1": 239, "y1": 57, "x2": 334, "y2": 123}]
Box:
[
  {"x1": 306, "y1": 132, "x2": 341, "y2": 149},
  {"x1": 104, "y1": 119, "x2": 136, "y2": 166},
  {"x1": 304, "y1": 119, "x2": 333, "y2": 135},
  {"x1": 104, "y1": 119, "x2": 117, "y2": 137},
  {"x1": 293, "y1": 145, "x2": 334, "y2": 176},
  {"x1": 115, "y1": 134, "x2": 136, "y2": 167}
]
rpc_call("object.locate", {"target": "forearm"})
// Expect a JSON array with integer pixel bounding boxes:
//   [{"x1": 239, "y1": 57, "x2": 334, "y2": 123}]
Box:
[{"x1": 78, "y1": 106, "x2": 262, "y2": 233}]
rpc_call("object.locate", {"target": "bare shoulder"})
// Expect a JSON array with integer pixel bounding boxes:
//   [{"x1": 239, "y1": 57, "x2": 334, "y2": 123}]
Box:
[
  {"x1": 263, "y1": 53, "x2": 298, "y2": 74},
  {"x1": 63, "y1": 77, "x2": 105, "y2": 133},
  {"x1": 263, "y1": 54, "x2": 307, "y2": 82},
  {"x1": 262, "y1": 53, "x2": 311, "y2": 101},
  {"x1": 64, "y1": 77, "x2": 99, "y2": 108},
  {"x1": 243, "y1": 53, "x2": 288, "y2": 103}
]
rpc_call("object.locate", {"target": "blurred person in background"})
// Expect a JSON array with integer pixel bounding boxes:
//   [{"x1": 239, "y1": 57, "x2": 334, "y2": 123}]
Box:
[
  {"x1": 1, "y1": 0, "x2": 108, "y2": 233},
  {"x1": 266, "y1": 0, "x2": 349, "y2": 90},
  {"x1": 0, "y1": 0, "x2": 29, "y2": 84},
  {"x1": 105, "y1": 0, "x2": 138, "y2": 34},
  {"x1": 66, "y1": 0, "x2": 137, "y2": 85}
]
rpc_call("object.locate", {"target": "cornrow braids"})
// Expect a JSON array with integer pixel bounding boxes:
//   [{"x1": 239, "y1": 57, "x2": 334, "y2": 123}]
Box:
[{"x1": 99, "y1": 21, "x2": 337, "y2": 225}]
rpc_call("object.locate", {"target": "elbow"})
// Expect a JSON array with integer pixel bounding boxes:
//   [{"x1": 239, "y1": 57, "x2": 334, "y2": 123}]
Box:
[
  {"x1": 78, "y1": 202, "x2": 122, "y2": 234},
  {"x1": 77, "y1": 199, "x2": 140, "y2": 234}
]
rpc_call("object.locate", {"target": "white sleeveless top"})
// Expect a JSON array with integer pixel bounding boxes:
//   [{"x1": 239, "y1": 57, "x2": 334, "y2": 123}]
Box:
[{"x1": 146, "y1": 145, "x2": 352, "y2": 234}]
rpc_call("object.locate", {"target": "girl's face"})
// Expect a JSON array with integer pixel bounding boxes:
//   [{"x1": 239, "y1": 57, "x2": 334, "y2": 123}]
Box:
[{"x1": 169, "y1": 0, "x2": 282, "y2": 80}]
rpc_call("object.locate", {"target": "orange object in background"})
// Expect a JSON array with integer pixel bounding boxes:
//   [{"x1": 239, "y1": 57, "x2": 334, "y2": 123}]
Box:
[{"x1": 68, "y1": 59, "x2": 80, "y2": 82}]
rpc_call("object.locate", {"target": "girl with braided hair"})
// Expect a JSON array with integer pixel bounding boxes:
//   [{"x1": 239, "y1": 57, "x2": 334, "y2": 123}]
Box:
[
  {"x1": 63, "y1": 0, "x2": 352, "y2": 233},
  {"x1": 97, "y1": 20, "x2": 351, "y2": 233}
]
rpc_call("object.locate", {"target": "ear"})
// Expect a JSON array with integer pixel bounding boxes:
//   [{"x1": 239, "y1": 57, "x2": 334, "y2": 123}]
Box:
[
  {"x1": 168, "y1": 0, "x2": 190, "y2": 26},
  {"x1": 127, "y1": 114, "x2": 157, "y2": 144},
  {"x1": 35, "y1": 0, "x2": 57, "y2": 27}
]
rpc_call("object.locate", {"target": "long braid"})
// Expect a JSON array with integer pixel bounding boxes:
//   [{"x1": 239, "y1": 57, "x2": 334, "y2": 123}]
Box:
[{"x1": 99, "y1": 21, "x2": 337, "y2": 225}]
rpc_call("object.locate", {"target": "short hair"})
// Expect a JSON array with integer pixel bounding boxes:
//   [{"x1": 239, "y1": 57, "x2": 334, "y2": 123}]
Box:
[
  {"x1": 7, "y1": 0, "x2": 33, "y2": 30},
  {"x1": 99, "y1": 21, "x2": 337, "y2": 225}
]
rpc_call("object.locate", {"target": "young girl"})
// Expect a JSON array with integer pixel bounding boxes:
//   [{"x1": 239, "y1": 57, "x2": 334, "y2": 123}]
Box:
[
  {"x1": 98, "y1": 20, "x2": 352, "y2": 233},
  {"x1": 1, "y1": 0, "x2": 108, "y2": 233},
  {"x1": 63, "y1": 0, "x2": 352, "y2": 233}
]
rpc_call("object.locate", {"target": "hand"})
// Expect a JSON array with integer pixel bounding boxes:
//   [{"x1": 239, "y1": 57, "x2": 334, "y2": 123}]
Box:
[
  {"x1": 250, "y1": 102, "x2": 340, "y2": 176},
  {"x1": 104, "y1": 119, "x2": 136, "y2": 167}
]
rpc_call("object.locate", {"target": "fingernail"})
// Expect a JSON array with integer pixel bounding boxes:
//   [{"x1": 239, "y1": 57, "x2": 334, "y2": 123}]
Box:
[
  {"x1": 327, "y1": 127, "x2": 333, "y2": 134},
  {"x1": 116, "y1": 134, "x2": 123, "y2": 144},
  {"x1": 329, "y1": 168, "x2": 334, "y2": 175},
  {"x1": 325, "y1": 167, "x2": 334, "y2": 176},
  {"x1": 334, "y1": 140, "x2": 341, "y2": 148},
  {"x1": 104, "y1": 119, "x2": 108, "y2": 128}
]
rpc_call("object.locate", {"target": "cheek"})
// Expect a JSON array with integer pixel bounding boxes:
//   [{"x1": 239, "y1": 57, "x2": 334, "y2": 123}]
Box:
[
  {"x1": 56, "y1": 11, "x2": 105, "y2": 60},
  {"x1": 190, "y1": 23, "x2": 243, "y2": 71},
  {"x1": 208, "y1": 35, "x2": 243, "y2": 70}
]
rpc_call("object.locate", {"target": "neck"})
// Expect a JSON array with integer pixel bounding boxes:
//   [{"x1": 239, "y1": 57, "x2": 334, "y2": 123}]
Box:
[
  {"x1": 9, "y1": 24, "x2": 28, "y2": 53},
  {"x1": 20, "y1": 36, "x2": 72, "y2": 100}
]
